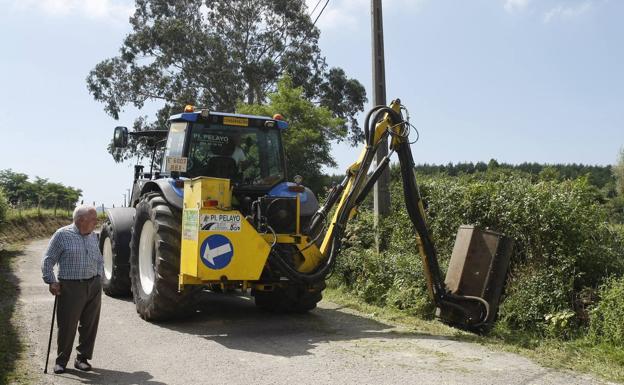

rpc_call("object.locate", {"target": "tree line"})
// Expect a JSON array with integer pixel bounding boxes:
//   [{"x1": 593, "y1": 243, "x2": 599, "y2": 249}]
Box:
[
  {"x1": 407, "y1": 157, "x2": 624, "y2": 222},
  {"x1": 413, "y1": 160, "x2": 615, "y2": 190},
  {"x1": 0, "y1": 169, "x2": 82, "y2": 213}
]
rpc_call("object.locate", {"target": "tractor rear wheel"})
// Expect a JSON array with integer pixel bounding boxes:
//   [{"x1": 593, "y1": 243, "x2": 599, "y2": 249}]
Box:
[
  {"x1": 99, "y1": 221, "x2": 131, "y2": 297},
  {"x1": 253, "y1": 282, "x2": 325, "y2": 313},
  {"x1": 130, "y1": 192, "x2": 199, "y2": 321}
]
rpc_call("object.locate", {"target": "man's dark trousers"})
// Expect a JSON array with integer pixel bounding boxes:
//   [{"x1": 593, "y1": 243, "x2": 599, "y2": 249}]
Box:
[{"x1": 56, "y1": 277, "x2": 101, "y2": 366}]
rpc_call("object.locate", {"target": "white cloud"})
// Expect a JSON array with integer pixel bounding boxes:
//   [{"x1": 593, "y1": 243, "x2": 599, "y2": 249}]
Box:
[
  {"x1": 10, "y1": 0, "x2": 134, "y2": 21},
  {"x1": 504, "y1": 0, "x2": 530, "y2": 13},
  {"x1": 543, "y1": 1, "x2": 593, "y2": 23}
]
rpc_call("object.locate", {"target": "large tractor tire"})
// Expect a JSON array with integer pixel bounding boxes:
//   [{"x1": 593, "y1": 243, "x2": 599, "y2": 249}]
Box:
[
  {"x1": 129, "y1": 192, "x2": 199, "y2": 321},
  {"x1": 99, "y1": 221, "x2": 131, "y2": 297},
  {"x1": 253, "y1": 282, "x2": 325, "y2": 313}
]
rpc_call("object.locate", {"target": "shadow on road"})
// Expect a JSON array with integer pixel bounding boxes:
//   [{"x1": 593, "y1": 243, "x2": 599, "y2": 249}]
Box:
[
  {"x1": 0, "y1": 248, "x2": 25, "y2": 385},
  {"x1": 59, "y1": 367, "x2": 167, "y2": 385},
  {"x1": 148, "y1": 291, "x2": 450, "y2": 358}
]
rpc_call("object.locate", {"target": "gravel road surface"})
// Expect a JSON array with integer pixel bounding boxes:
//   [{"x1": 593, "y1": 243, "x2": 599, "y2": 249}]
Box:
[{"x1": 14, "y1": 239, "x2": 613, "y2": 385}]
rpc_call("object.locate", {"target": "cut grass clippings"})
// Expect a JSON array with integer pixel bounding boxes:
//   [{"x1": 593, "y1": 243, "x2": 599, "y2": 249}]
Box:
[{"x1": 325, "y1": 284, "x2": 624, "y2": 384}]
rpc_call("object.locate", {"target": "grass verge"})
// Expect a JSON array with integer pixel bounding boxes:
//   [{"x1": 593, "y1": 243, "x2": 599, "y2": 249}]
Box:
[
  {"x1": 0, "y1": 214, "x2": 71, "y2": 384},
  {"x1": 6, "y1": 208, "x2": 72, "y2": 221},
  {"x1": 325, "y1": 284, "x2": 624, "y2": 384},
  {"x1": 0, "y1": 215, "x2": 71, "y2": 248}
]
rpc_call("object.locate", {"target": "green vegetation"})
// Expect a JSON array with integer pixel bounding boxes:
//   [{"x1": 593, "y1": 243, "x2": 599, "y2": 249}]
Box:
[
  {"x1": 0, "y1": 244, "x2": 27, "y2": 385},
  {"x1": 414, "y1": 160, "x2": 615, "y2": 190},
  {"x1": 328, "y1": 159, "x2": 624, "y2": 224},
  {"x1": 612, "y1": 149, "x2": 624, "y2": 223},
  {"x1": 238, "y1": 77, "x2": 345, "y2": 194},
  {"x1": 614, "y1": 147, "x2": 624, "y2": 195},
  {"x1": 0, "y1": 189, "x2": 8, "y2": 223},
  {"x1": 88, "y1": 0, "x2": 366, "y2": 162},
  {"x1": 0, "y1": 169, "x2": 82, "y2": 215},
  {"x1": 588, "y1": 276, "x2": 624, "y2": 347},
  {"x1": 325, "y1": 284, "x2": 624, "y2": 382},
  {"x1": 0, "y1": 213, "x2": 71, "y2": 384},
  {"x1": 332, "y1": 166, "x2": 624, "y2": 382},
  {"x1": 6, "y1": 207, "x2": 72, "y2": 220}
]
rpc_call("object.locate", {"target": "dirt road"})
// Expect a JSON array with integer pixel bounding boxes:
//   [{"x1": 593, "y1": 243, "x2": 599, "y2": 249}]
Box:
[{"x1": 14, "y1": 239, "x2": 612, "y2": 385}]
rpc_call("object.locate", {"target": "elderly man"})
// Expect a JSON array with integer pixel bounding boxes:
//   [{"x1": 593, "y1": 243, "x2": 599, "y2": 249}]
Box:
[{"x1": 41, "y1": 205, "x2": 103, "y2": 374}]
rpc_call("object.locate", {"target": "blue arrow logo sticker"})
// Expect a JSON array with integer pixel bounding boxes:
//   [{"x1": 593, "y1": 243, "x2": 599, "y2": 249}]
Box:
[{"x1": 200, "y1": 234, "x2": 234, "y2": 270}]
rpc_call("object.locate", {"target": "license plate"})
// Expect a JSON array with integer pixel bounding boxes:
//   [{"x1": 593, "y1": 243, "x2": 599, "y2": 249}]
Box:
[{"x1": 223, "y1": 116, "x2": 249, "y2": 127}]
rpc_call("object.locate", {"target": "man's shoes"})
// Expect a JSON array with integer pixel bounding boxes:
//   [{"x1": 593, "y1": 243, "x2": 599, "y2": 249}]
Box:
[
  {"x1": 74, "y1": 359, "x2": 92, "y2": 371},
  {"x1": 53, "y1": 364, "x2": 65, "y2": 374}
]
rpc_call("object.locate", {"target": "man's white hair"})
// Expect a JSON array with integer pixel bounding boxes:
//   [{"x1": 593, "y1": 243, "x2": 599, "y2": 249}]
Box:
[{"x1": 73, "y1": 205, "x2": 96, "y2": 223}]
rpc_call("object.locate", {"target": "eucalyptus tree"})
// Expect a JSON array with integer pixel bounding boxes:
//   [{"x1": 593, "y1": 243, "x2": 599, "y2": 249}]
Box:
[
  {"x1": 87, "y1": 0, "x2": 367, "y2": 162},
  {"x1": 614, "y1": 147, "x2": 624, "y2": 196}
]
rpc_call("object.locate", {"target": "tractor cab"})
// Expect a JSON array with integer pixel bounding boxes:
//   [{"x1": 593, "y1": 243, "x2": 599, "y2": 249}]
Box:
[
  {"x1": 113, "y1": 107, "x2": 289, "y2": 189},
  {"x1": 162, "y1": 109, "x2": 288, "y2": 189},
  {"x1": 162, "y1": 113, "x2": 286, "y2": 189},
  {"x1": 113, "y1": 107, "x2": 294, "y2": 209}
]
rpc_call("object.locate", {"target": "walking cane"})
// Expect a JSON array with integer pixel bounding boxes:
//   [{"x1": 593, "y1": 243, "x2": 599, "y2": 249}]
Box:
[{"x1": 43, "y1": 295, "x2": 58, "y2": 374}]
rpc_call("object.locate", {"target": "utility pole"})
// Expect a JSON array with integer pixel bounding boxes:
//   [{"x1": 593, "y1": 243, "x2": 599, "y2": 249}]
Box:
[{"x1": 372, "y1": 0, "x2": 391, "y2": 245}]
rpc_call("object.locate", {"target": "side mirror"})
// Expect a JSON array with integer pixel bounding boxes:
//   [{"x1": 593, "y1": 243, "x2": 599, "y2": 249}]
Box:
[{"x1": 113, "y1": 126, "x2": 128, "y2": 148}]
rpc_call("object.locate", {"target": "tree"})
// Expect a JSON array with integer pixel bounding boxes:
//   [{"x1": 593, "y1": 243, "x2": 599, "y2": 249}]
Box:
[
  {"x1": 30, "y1": 177, "x2": 49, "y2": 211},
  {"x1": 87, "y1": 0, "x2": 367, "y2": 161},
  {"x1": 0, "y1": 189, "x2": 8, "y2": 222},
  {"x1": 0, "y1": 170, "x2": 83, "y2": 213},
  {"x1": 237, "y1": 76, "x2": 345, "y2": 193},
  {"x1": 614, "y1": 147, "x2": 624, "y2": 196},
  {"x1": 0, "y1": 169, "x2": 29, "y2": 206},
  {"x1": 539, "y1": 166, "x2": 560, "y2": 182},
  {"x1": 43, "y1": 182, "x2": 68, "y2": 215}
]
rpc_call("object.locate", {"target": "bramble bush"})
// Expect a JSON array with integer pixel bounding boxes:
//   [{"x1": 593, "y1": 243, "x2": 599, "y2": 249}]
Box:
[
  {"x1": 337, "y1": 211, "x2": 434, "y2": 316},
  {"x1": 588, "y1": 276, "x2": 624, "y2": 347},
  {"x1": 333, "y1": 170, "x2": 624, "y2": 335}
]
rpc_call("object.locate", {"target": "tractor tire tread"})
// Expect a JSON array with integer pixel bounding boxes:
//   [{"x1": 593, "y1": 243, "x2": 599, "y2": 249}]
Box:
[
  {"x1": 130, "y1": 193, "x2": 201, "y2": 321},
  {"x1": 99, "y1": 221, "x2": 132, "y2": 297}
]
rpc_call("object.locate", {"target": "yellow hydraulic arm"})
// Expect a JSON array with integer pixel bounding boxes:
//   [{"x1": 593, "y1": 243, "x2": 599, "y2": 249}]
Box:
[{"x1": 271, "y1": 99, "x2": 491, "y2": 327}]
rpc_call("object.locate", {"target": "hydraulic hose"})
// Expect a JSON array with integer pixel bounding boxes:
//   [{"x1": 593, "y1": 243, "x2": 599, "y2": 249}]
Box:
[
  {"x1": 268, "y1": 106, "x2": 396, "y2": 284},
  {"x1": 395, "y1": 136, "x2": 490, "y2": 324}
]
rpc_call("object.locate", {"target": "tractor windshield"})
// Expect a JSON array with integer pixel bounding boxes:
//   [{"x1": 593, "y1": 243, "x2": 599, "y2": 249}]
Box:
[{"x1": 185, "y1": 123, "x2": 285, "y2": 188}]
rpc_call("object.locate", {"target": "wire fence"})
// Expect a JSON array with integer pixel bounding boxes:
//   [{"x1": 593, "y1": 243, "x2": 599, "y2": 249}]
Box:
[
  {"x1": 6, "y1": 203, "x2": 73, "y2": 220},
  {"x1": 6, "y1": 201, "x2": 120, "y2": 221}
]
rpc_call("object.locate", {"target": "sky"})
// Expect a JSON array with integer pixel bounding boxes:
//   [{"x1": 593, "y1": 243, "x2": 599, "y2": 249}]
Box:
[{"x1": 0, "y1": 0, "x2": 622, "y2": 207}]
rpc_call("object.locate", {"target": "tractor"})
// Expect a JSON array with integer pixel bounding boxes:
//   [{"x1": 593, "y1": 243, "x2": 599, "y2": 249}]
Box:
[{"x1": 100, "y1": 100, "x2": 512, "y2": 332}]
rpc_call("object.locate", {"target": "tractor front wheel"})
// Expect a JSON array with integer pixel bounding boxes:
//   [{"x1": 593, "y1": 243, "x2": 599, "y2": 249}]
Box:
[{"x1": 129, "y1": 192, "x2": 199, "y2": 321}]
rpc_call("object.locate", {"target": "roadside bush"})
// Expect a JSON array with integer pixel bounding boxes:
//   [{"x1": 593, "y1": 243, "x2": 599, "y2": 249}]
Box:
[
  {"x1": 334, "y1": 171, "x2": 624, "y2": 334},
  {"x1": 588, "y1": 276, "x2": 624, "y2": 347},
  {"x1": 607, "y1": 195, "x2": 624, "y2": 223},
  {"x1": 335, "y1": 212, "x2": 434, "y2": 317},
  {"x1": 0, "y1": 189, "x2": 8, "y2": 223},
  {"x1": 498, "y1": 262, "x2": 576, "y2": 336}
]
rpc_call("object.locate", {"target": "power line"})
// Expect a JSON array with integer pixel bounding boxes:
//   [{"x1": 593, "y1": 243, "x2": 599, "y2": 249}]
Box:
[
  {"x1": 312, "y1": 0, "x2": 330, "y2": 26},
  {"x1": 309, "y1": 0, "x2": 324, "y2": 18},
  {"x1": 273, "y1": 0, "x2": 331, "y2": 68},
  {"x1": 257, "y1": 0, "x2": 332, "y2": 98}
]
